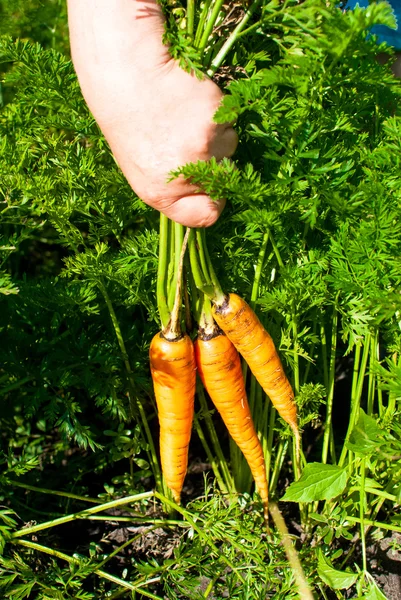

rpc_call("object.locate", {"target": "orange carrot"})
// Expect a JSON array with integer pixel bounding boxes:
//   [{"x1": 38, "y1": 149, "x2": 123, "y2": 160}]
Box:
[
  {"x1": 194, "y1": 330, "x2": 269, "y2": 520},
  {"x1": 149, "y1": 331, "x2": 196, "y2": 505},
  {"x1": 212, "y1": 294, "x2": 299, "y2": 452}
]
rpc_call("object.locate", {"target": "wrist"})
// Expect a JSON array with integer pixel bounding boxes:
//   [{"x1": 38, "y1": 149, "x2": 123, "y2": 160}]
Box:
[{"x1": 67, "y1": 0, "x2": 170, "y2": 77}]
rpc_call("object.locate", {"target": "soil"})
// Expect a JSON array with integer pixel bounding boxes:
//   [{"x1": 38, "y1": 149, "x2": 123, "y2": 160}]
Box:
[
  {"x1": 14, "y1": 406, "x2": 401, "y2": 598},
  {"x1": 371, "y1": 533, "x2": 401, "y2": 600},
  {"x1": 40, "y1": 455, "x2": 401, "y2": 600},
  {"x1": 97, "y1": 523, "x2": 401, "y2": 599}
]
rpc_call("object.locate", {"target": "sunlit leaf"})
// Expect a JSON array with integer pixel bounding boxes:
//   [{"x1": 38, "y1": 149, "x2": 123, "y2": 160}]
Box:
[{"x1": 282, "y1": 463, "x2": 348, "y2": 502}]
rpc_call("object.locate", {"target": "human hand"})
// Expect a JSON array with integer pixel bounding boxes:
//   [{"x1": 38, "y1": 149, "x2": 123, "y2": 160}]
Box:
[{"x1": 67, "y1": 0, "x2": 238, "y2": 227}]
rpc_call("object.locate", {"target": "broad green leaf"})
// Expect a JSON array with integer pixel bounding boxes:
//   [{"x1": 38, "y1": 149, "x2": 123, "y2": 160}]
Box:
[
  {"x1": 317, "y1": 551, "x2": 358, "y2": 590},
  {"x1": 281, "y1": 463, "x2": 347, "y2": 502},
  {"x1": 363, "y1": 580, "x2": 389, "y2": 600},
  {"x1": 135, "y1": 458, "x2": 150, "y2": 469},
  {"x1": 309, "y1": 512, "x2": 327, "y2": 523},
  {"x1": 346, "y1": 409, "x2": 384, "y2": 456}
]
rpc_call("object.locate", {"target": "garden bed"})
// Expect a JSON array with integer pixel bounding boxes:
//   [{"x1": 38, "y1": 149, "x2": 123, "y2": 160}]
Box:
[{"x1": 1, "y1": 0, "x2": 401, "y2": 598}]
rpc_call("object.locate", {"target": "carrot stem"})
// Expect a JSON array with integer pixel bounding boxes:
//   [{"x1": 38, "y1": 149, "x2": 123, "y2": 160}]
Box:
[
  {"x1": 385, "y1": 351, "x2": 399, "y2": 418},
  {"x1": 196, "y1": 229, "x2": 211, "y2": 284},
  {"x1": 199, "y1": 293, "x2": 215, "y2": 335},
  {"x1": 291, "y1": 313, "x2": 300, "y2": 433},
  {"x1": 7, "y1": 480, "x2": 100, "y2": 504},
  {"x1": 193, "y1": 412, "x2": 228, "y2": 494},
  {"x1": 344, "y1": 514, "x2": 401, "y2": 534},
  {"x1": 174, "y1": 222, "x2": 185, "y2": 295},
  {"x1": 376, "y1": 336, "x2": 384, "y2": 417},
  {"x1": 197, "y1": 383, "x2": 235, "y2": 493},
  {"x1": 302, "y1": 315, "x2": 317, "y2": 386},
  {"x1": 194, "y1": 0, "x2": 212, "y2": 48},
  {"x1": 188, "y1": 229, "x2": 215, "y2": 299},
  {"x1": 188, "y1": 229, "x2": 207, "y2": 288},
  {"x1": 236, "y1": 0, "x2": 284, "y2": 41},
  {"x1": 186, "y1": 252, "x2": 202, "y2": 324},
  {"x1": 164, "y1": 228, "x2": 190, "y2": 340},
  {"x1": 251, "y1": 232, "x2": 270, "y2": 307},
  {"x1": 269, "y1": 503, "x2": 315, "y2": 600},
  {"x1": 199, "y1": 228, "x2": 225, "y2": 304},
  {"x1": 360, "y1": 458, "x2": 368, "y2": 575},
  {"x1": 322, "y1": 305, "x2": 338, "y2": 464},
  {"x1": 339, "y1": 334, "x2": 371, "y2": 467},
  {"x1": 99, "y1": 279, "x2": 133, "y2": 383},
  {"x1": 98, "y1": 280, "x2": 162, "y2": 491},
  {"x1": 157, "y1": 214, "x2": 170, "y2": 330},
  {"x1": 198, "y1": 0, "x2": 225, "y2": 55},
  {"x1": 12, "y1": 538, "x2": 162, "y2": 599},
  {"x1": 352, "y1": 342, "x2": 362, "y2": 402},
  {"x1": 167, "y1": 220, "x2": 177, "y2": 311},
  {"x1": 367, "y1": 331, "x2": 376, "y2": 416},
  {"x1": 11, "y1": 491, "x2": 154, "y2": 538},
  {"x1": 320, "y1": 318, "x2": 329, "y2": 392},
  {"x1": 290, "y1": 308, "x2": 303, "y2": 490},
  {"x1": 269, "y1": 231, "x2": 285, "y2": 269},
  {"x1": 264, "y1": 404, "x2": 276, "y2": 486},
  {"x1": 242, "y1": 231, "x2": 270, "y2": 383},
  {"x1": 186, "y1": 0, "x2": 195, "y2": 38},
  {"x1": 183, "y1": 263, "x2": 192, "y2": 333},
  {"x1": 269, "y1": 440, "x2": 287, "y2": 496},
  {"x1": 207, "y1": 1, "x2": 263, "y2": 76}
]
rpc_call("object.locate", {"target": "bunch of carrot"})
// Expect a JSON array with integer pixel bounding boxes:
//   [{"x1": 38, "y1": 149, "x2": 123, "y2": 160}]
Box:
[{"x1": 149, "y1": 217, "x2": 300, "y2": 521}]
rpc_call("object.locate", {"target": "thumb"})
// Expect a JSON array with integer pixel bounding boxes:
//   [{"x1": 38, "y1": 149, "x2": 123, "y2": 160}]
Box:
[{"x1": 161, "y1": 194, "x2": 226, "y2": 227}]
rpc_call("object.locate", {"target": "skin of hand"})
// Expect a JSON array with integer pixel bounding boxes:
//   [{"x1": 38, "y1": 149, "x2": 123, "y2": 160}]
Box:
[{"x1": 67, "y1": 0, "x2": 238, "y2": 227}]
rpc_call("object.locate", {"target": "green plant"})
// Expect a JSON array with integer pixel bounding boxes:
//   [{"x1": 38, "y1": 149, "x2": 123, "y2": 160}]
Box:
[{"x1": 1, "y1": 0, "x2": 401, "y2": 597}]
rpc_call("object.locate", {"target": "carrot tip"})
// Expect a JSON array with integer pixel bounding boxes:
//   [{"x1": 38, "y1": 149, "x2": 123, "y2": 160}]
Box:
[
  {"x1": 262, "y1": 504, "x2": 270, "y2": 534},
  {"x1": 172, "y1": 490, "x2": 181, "y2": 505}
]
